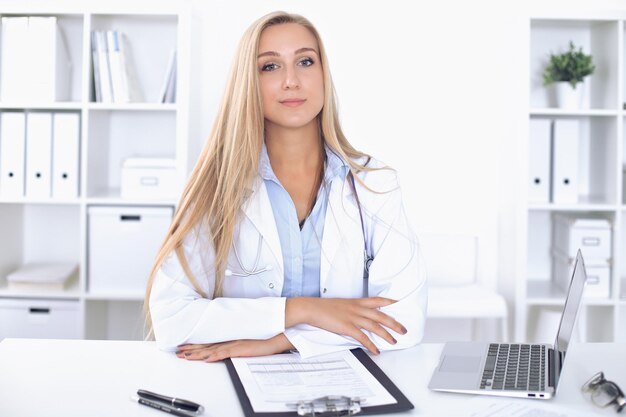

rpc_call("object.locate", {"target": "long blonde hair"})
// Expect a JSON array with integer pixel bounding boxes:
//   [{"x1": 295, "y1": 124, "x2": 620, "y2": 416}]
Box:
[{"x1": 144, "y1": 11, "x2": 384, "y2": 332}]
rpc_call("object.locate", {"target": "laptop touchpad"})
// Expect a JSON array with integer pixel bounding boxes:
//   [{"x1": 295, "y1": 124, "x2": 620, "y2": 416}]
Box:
[{"x1": 440, "y1": 355, "x2": 482, "y2": 373}]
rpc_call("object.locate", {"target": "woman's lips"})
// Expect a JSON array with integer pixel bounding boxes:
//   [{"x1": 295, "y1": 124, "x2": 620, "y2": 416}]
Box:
[{"x1": 280, "y1": 98, "x2": 306, "y2": 107}]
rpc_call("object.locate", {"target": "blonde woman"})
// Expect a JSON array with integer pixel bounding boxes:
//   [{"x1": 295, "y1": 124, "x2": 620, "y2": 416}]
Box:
[{"x1": 146, "y1": 11, "x2": 427, "y2": 361}]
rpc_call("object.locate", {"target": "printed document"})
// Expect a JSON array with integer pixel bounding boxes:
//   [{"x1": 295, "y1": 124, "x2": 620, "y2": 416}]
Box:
[{"x1": 230, "y1": 350, "x2": 397, "y2": 413}]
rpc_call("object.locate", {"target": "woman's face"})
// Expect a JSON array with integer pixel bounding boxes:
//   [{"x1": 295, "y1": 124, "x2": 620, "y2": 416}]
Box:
[{"x1": 257, "y1": 23, "x2": 324, "y2": 132}]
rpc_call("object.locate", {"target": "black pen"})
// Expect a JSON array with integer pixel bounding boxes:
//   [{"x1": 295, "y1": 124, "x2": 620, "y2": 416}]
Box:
[
  {"x1": 131, "y1": 395, "x2": 201, "y2": 417},
  {"x1": 137, "y1": 389, "x2": 204, "y2": 413}
]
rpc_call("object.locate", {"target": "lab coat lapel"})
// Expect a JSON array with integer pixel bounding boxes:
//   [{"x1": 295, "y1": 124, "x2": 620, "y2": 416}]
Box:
[
  {"x1": 242, "y1": 178, "x2": 284, "y2": 276},
  {"x1": 320, "y1": 175, "x2": 355, "y2": 289}
]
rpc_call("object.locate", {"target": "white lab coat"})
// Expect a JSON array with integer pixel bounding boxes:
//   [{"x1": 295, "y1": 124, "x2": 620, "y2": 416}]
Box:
[{"x1": 150, "y1": 157, "x2": 427, "y2": 358}]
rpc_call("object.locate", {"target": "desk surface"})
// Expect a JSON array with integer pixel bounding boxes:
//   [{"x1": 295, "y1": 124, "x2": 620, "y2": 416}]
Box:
[{"x1": 0, "y1": 339, "x2": 622, "y2": 417}]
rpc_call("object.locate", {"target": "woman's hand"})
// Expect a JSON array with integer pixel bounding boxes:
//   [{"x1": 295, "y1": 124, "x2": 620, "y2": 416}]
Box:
[
  {"x1": 176, "y1": 333, "x2": 294, "y2": 363},
  {"x1": 285, "y1": 297, "x2": 407, "y2": 355}
]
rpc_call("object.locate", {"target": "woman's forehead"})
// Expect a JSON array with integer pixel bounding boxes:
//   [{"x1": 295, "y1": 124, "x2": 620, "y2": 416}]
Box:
[{"x1": 258, "y1": 23, "x2": 318, "y2": 55}]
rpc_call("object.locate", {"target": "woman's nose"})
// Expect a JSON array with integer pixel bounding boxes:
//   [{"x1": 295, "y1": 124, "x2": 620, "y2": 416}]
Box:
[{"x1": 282, "y1": 66, "x2": 300, "y2": 90}]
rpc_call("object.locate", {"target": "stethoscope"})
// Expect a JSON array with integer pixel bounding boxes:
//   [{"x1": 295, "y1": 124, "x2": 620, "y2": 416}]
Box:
[
  {"x1": 223, "y1": 172, "x2": 373, "y2": 283},
  {"x1": 224, "y1": 234, "x2": 273, "y2": 277}
]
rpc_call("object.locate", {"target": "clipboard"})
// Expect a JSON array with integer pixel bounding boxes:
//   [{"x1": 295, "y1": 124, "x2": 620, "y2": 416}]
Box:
[{"x1": 225, "y1": 348, "x2": 414, "y2": 416}]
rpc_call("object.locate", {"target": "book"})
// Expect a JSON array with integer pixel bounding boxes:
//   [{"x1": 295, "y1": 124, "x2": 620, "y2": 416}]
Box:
[
  {"x1": 118, "y1": 32, "x2": 143, "y2": 102},
  {"x1": 159, "y1": 49, "x2": 177, "y2": 103},
  {"x1": 6, "y1": 263, "x2": 78, "y2": 292},
  {"x1": 107, "y1": 30, "x2": 130, "y2": 103},
  {"x1": 94, "y1": 30, "x2": 113, "y2": 102},
  {"x1": 91, "y1": 31, "x2": 102, "y2": 102}
]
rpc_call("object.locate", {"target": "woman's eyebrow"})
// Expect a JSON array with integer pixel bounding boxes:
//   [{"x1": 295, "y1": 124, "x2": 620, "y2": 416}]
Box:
[{"x1": 257, "y1": 47, "x2": 319, "y2": 59}]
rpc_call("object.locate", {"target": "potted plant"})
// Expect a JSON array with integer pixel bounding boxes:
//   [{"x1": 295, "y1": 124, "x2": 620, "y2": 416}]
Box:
[{"x1": 543, "y1": 41, "x2": 595, "y2": 109}]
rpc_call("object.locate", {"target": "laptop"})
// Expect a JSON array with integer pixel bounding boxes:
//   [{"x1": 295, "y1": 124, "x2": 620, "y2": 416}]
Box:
[{"x1": 428, "y1": 249, "x2": 587, "y2": 399}]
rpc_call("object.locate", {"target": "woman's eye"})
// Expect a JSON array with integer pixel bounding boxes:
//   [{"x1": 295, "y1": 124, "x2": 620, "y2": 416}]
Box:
[
  {"x1": 298, "y1": 57, "x2": 314, "y2": 67},
  {"x1": 261, "y1": 63, "x2": 278, "y2": 72}
]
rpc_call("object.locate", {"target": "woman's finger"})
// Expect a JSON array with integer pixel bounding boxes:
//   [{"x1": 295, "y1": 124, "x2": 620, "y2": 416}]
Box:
[
  {"x1": 348, "y1": 326, "x2": 379, "y2": 355},
  {"x1": 358, "y1": 297, "x2": 396, "y2": 309},
  {"x1": 361, "y1": 308, "x2": 407, "y2": 335},
  {"x1": 177, "y1": 343, "x2": 215, "y2": 352},
  {"x1": 182, "y1": 347, "x2": 214, "y2": 360},
  {"x1": 357, "y1": 318, "x2": 396, "y2": 346}
]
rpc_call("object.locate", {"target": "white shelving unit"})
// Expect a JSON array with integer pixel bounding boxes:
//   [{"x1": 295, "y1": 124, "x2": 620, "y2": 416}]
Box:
[
  {"x1": 519, "y1": 13, "x2": 626, "y2": 344},
  {"x1": 0, "y1": 3, "x2": 191, "y2": 341}
]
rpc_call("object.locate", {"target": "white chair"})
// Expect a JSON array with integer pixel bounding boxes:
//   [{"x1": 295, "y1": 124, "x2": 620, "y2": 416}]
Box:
[{"x1": 421, "y1": 234, "x2": 508, "y2": 341}]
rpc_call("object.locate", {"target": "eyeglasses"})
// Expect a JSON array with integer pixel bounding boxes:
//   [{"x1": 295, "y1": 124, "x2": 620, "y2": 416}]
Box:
[{"x1": 581, "y1": 372, "x2": 626, "y2": 413}]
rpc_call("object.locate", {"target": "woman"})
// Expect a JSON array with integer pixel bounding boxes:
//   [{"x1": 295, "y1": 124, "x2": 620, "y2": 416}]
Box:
[{"x1": 145, "y1": 11, "x2": 427, "y2": 361}]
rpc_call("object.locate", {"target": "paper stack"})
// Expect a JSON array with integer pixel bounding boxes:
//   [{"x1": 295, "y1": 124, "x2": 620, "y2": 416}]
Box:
[{"x1": 6, "y1": 263, "x2": 78, "y2": 292}]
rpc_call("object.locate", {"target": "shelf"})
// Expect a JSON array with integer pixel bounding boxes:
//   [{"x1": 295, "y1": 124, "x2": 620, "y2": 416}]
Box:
[
  {"x1": 528, "y1": 203, "x2": 618, "y2": 211},
  {"x1": 84, "y1": 292, "x2": 145, "y2": 301},
  {"x1": 0, "y1": 197, "x2": 81, "y2": 205},
  {"x1": 0, "y1": 279, "x2": 81, "y2": 300},
  {"x1": 87, "y1": 103, "x2": 177, "y2": 111},
  {"x1": 86, "y1": 188, "x2": 177, "y2": 206},
  {"x1": 526, "y1": 280, "x2": 615, "y2": 306},
  {"x1": 0, "y1": 102, "x2": 82, "y2": 110},
  {"x1": 530, "y1": 108, "x2": 619, "y2": 116},
  {"x1": 0, "y1": 5, "x2": 189, "y2": 342}
]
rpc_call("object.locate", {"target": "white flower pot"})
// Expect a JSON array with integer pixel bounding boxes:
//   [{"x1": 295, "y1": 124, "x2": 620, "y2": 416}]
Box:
[{"x1": 553, "y1": 81, "x2": 583, "y2": 109}]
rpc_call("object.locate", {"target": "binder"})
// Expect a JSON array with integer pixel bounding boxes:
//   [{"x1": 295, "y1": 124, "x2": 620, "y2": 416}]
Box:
[
  {"x1": 0, "y1": 17, "x2": 29, "y2": 102},
  {"x1": 551, "y1": 119, "x2": 579, "y2": 204},
  {"x1": 226, "y1": 349, "x2": 414, "y2": 417},
  {"x1": 25, "y1": 112, "x2": 53, "y2": 198},
  {"x1": 52, "y1": 112, "x2": 80, "y2": 199},
  {"x1": 528, "y1": 119, "x2": 551, "y2": 203},
  {"x1": 0, "y1": 112, "x2": 26, "y2": 197},
  {"x1": 1, "y1": 17, "x2": 70, "y2": 102},
  {"x1": 28, "y1": 16, "x2": 71, "y2": 102}
]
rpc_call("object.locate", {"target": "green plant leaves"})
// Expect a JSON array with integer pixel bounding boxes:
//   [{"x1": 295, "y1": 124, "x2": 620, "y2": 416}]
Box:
[{"x1": 543, "y1": 41, "x2": 595, "y2": 88}]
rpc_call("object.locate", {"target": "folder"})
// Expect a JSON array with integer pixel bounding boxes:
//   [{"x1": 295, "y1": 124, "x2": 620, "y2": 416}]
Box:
[
  {"x1": 0, "y1": 112, "x2": 26, "y2": 197},
  {"x1": 528, "y1": 119, "x2": 552, "y2": 204},
  {"x1": 26, "y1": 112, "x2": 53, "y2": 198},
  {"x1": 52, "y1": 113, "x2": 80, "y2": 199},
  {"x1": 226, "y1": 349, "x2": 413, "y2": 416},
  {"x1": 0, "y1": 17, "x2": 29, "y2": 102},
  {"x1": 551, "y1": 119, "x2": 579, "y2": 204}
]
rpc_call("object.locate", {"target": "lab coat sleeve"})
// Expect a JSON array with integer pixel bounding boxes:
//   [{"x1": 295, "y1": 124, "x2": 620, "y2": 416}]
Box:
[
  {"x1": 149, "y1": 226, "x2": 286, "y2": 352},
  {"x1": 284, "y1": 169, "x2": 428, "y2": 358}
]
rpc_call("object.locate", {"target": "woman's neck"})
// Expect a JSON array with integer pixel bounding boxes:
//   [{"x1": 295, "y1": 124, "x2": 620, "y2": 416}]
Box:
[{"x1": 265, "y1": 120, "x2": 323, "y2": 174}]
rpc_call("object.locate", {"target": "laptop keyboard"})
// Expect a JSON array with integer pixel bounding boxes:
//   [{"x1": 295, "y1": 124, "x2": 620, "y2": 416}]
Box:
[{"x1": 480, "y1": 344, "x2": 546, "y2": 391}]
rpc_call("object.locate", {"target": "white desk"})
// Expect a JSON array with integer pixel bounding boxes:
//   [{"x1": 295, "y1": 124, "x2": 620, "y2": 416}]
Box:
[{"x1": 0, "y1": 339, "x2": 622, "y2": 416}]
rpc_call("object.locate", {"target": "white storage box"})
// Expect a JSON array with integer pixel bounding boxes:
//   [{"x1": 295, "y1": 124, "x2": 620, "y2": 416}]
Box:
[
  {"x1": 88, "y1": 205, "x2": 173, "y2": 294},
  {"x1": 553, "y1": 214, "x2": 612, "y2": 260},
  {"x1": 121, "y1": 158, "x2": 177, "y2": 199},
  {"x1": 0, "y1": 298, "x2": 81, "y2": 339},
  {"x1": 553, "y1": 250, "x2": 610, "y2": 298}
]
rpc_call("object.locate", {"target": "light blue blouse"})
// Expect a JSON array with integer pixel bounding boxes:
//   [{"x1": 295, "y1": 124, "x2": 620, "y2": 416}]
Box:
[{"x1": 259, "y1": 142, "x2": 349, "y2": 298}]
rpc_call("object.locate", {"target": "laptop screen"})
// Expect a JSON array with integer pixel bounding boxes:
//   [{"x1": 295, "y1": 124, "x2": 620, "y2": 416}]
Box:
[{"x1": 553, "y1": 250, "x2": 587, "y2": 375}]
